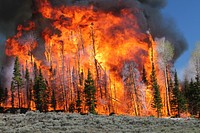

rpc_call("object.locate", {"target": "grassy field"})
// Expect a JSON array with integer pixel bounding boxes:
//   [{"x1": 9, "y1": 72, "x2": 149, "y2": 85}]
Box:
[{"x1": 0, "y1": 111, "x2": 199, "y2": 133}]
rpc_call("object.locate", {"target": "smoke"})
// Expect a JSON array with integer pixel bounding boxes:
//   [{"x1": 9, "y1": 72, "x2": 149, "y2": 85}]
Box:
[
  {"x1": 0, "y1": 0, "x2": 32, "y2": 87},
  {"x1": 0, "y1": 0, "x2": 32, "y2": 35},
  {"x1": 140, "y1": 0, "x2": 188, "y2": 59}
]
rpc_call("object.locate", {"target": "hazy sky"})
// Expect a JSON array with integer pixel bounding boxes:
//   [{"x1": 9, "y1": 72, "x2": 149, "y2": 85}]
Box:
[{"x1": 162, "y1": 0, "x2": 200, "y2": 78}]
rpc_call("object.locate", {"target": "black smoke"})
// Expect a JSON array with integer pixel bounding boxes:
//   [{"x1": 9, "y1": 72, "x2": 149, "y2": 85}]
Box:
[{"x1": 0, "y1": 0, "x2": 32, "y2": 87}]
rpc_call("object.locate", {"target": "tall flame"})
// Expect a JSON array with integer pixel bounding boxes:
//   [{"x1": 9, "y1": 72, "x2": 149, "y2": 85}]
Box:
[{"x1": 5, "y1": 0, "x2": 166, "y2": 115}]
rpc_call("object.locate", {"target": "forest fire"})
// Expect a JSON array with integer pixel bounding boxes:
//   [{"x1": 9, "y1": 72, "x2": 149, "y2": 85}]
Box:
[{"x1": 2, "y1": 0, "x2": 174, "y2": 116}]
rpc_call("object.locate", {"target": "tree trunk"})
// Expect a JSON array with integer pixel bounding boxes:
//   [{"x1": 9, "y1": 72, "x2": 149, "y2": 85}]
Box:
[
  {"x1": 18, "y1": 85, "x2": 21, "y2": 108},
  {"x1": 11, "y1": 90, "x2": 14, "y2": 109},
  {"x1": 164, "y1": 66, "x2": 171, "y2": 116},
  {"x1": 90, "y1": 24, "x2": 102, "y2": 98}
]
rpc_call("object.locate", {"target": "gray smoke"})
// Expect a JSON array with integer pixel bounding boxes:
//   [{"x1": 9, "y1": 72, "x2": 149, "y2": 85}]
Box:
[
  {"x1": 0, "y1": 0, "x2": 32, "y2": 35},
  {"x1": 0, "y1": 0, "x2": 32, "y2": 87},
  {"x1": 141, "y1": 0, "x2": 187, "y2": 59}
]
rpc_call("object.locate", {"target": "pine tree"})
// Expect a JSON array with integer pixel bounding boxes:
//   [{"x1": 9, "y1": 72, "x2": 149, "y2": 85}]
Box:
[
  {"x1": 188, "y1": 79, "x2": 195, "y2": 115},
  {"x1": 150, "y1": 63, "x2": 162, "y2": 117},
  {"x1": 33, "y1": 63, "x2": 41, "y2": 111},
  {"x1": 194, "y1": 73, "x2": 200, "y2": 118},
  {"x1": 12, "y1": 57, "x2": 23, "y2": 108},
  {"x1": 25, "y1": 67, "x2": 31, "y2": 109},
  {"x1": 182, "y1": 77, "x2": 189, "y2": 101},
  {"x1": 84, "y1": 69, "x2": 96, "y2": 114},
  {"x1": 33, "y1": 64, "x2": 49, "y2": 112},
  {"x1": 51, "y1": 88, "x2": 56, "y2": 111},
  {"x1": 11, "y1": 81, "x2": 15, "y2": 109},
  {"x1": 187, "y1": 74, "x2": 200, "y2": 117},
  {"x1": 76, "y1": 90, "x2": 82, "y2": 113},
  {"x1": 69, "y1": 102, "x2": 75, "y2": 113},
  {"x1": 171, "y1": 71, "x2": 186, "y2": 117}
]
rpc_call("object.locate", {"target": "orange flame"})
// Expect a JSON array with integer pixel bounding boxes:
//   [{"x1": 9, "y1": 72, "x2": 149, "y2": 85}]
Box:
[{"x1": 5, "y1": 0, "x2": 167, "y2": 115}]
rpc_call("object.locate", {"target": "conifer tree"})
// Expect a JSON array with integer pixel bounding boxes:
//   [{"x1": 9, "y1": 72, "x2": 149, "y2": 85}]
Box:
[
  {"x1": 25, "y1": 67, "x2": 31, "y2": 109},
  {"x1": 171, "y1": 71, "x2": 186, "y2": 117},
  {"x1": 188, "y1": 79, "x2": 195, "y2": 114},
  {"x1": 84, "y1": 69, "x2": 96, "y2": 114},
  {"x1": 12, "y1": 57, "x2": 22, "y2": 108},
  {"x1": 69, "y1": 102, "x2": 75, "y2": 113},
  {"x1": 11, "y1": 81, "x2": 15, "y2": 109},
  {"x1": 189, "y1": 73, "x2": 200, "y2": 117},
  {"x1": 150, "y1": 63, "x2": 162, "y2": 117},
  {"x1": 194, "y1": 73, "x2": 200, "y2": 118},
  {"x1": 33, "y1": 63, "x2": 41, "y2": 111},
  {"x1": 33, "y1": 64, "x2": 49, "y2": 112},
  {"x1": 76, "y1": 90, "x2": 82, "y2": 113},
  {"x1": 182, "y1": 77, "x2": 189, "y2": 101},
  {"x1": 51, "y1": 88, "x2": 56, "y2": 111}
]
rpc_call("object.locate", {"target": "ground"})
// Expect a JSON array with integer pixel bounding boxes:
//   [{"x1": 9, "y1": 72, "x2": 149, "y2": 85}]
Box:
[{"x1": 0, "y1": 111, "x2": 199, "y2": 133}]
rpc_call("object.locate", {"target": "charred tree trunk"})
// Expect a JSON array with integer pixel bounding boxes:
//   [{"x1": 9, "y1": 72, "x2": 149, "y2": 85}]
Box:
[
  {"x1": 17, "y1": 84, "x2": 21, "y2": 108},
  {"x1": 59, "y1": 41, "x2": 67, "y2": 111},
  {"x1": 165, "y1": 66, "x2": 171, "y2": 116},
  {"x1": 11, "y1": 82, "x2": 15, "y2": 109},
  {"x1": 90, "y1": 23, "x2": 102, "y2": 98}
]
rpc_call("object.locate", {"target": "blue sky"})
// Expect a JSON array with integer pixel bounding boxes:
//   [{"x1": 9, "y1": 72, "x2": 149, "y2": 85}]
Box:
[{"x1": 162, "y1": 0, "x2": 200, "y2": 79}]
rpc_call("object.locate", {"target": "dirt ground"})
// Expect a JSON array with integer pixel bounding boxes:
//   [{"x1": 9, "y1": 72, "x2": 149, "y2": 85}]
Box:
[{"x1": 0, "y1": 111, "x2": 199, "y2": 133}]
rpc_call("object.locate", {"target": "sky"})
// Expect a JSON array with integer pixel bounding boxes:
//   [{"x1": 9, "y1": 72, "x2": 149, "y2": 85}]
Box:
[{"x1": 162, "y1": 0, "x2": 200, "y2": 79}]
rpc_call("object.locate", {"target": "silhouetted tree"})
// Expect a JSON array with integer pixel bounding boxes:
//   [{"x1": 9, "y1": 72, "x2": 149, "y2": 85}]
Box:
[
  {"x1": 12, "y1": 57, "x2": 23, "y2": 108},
  {"x1": 84, "y1": 69, "x2": 96, "y2": 114},
  {"x1": 69, "y1": 102, "x2": 75, "y2": 113},
  {"x1": 76, "y1": 90, "x2": 82, "y2": 113},
  {"x1": 25, "y1": 67, "x2": 31, "y2": 109},
  {"x1": 51, "y1": 87, "x2": 56, "y2": 111},
  {"x1": 150, "y1": 63, "x2": 162, "y2": 117},
  {"x1": 170, "y1": 71, "x2": 186, "y2": 117},
  {"x1": 11, "y1": 81, "x2": 15, "y2": 109},
  {"x1": 33, "y1": 64, "x2": 49, "y2": 112}
]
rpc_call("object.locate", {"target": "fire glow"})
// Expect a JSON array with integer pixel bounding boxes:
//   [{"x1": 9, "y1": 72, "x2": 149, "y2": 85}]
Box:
[{"x1": 5, "y1": 0, "x2": 166, "y2": 116}]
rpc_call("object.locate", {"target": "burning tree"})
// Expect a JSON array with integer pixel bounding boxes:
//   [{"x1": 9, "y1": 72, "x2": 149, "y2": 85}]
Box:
[
  {"x1": 2, "y1": 0, "x2": 187, "y2": 116},
  {"x1": 156, "y1": 37, "x2": 174, "y2": 116}
]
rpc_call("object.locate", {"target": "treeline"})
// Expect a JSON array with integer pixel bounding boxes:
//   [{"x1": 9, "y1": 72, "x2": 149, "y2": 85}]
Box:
[
  {"x1": 182, "y1": 73, "x2": 200, "y2": 118},
  {"x1": 0, "y1": 56, "x2": 200, "y2": 118},
  {"x1": 0, "y1": 57, "x2": 97, "y2": 114}
]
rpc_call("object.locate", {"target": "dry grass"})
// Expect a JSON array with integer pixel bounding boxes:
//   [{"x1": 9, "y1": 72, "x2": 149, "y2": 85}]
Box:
[{"x1": 0, "y1": 111, "x2": 199, "y2": 133}]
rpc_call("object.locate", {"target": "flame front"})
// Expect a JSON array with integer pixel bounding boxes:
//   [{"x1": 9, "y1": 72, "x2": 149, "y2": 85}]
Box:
[{"x1": 5, "y1": 0, "x2": 166, "y2": 115}]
